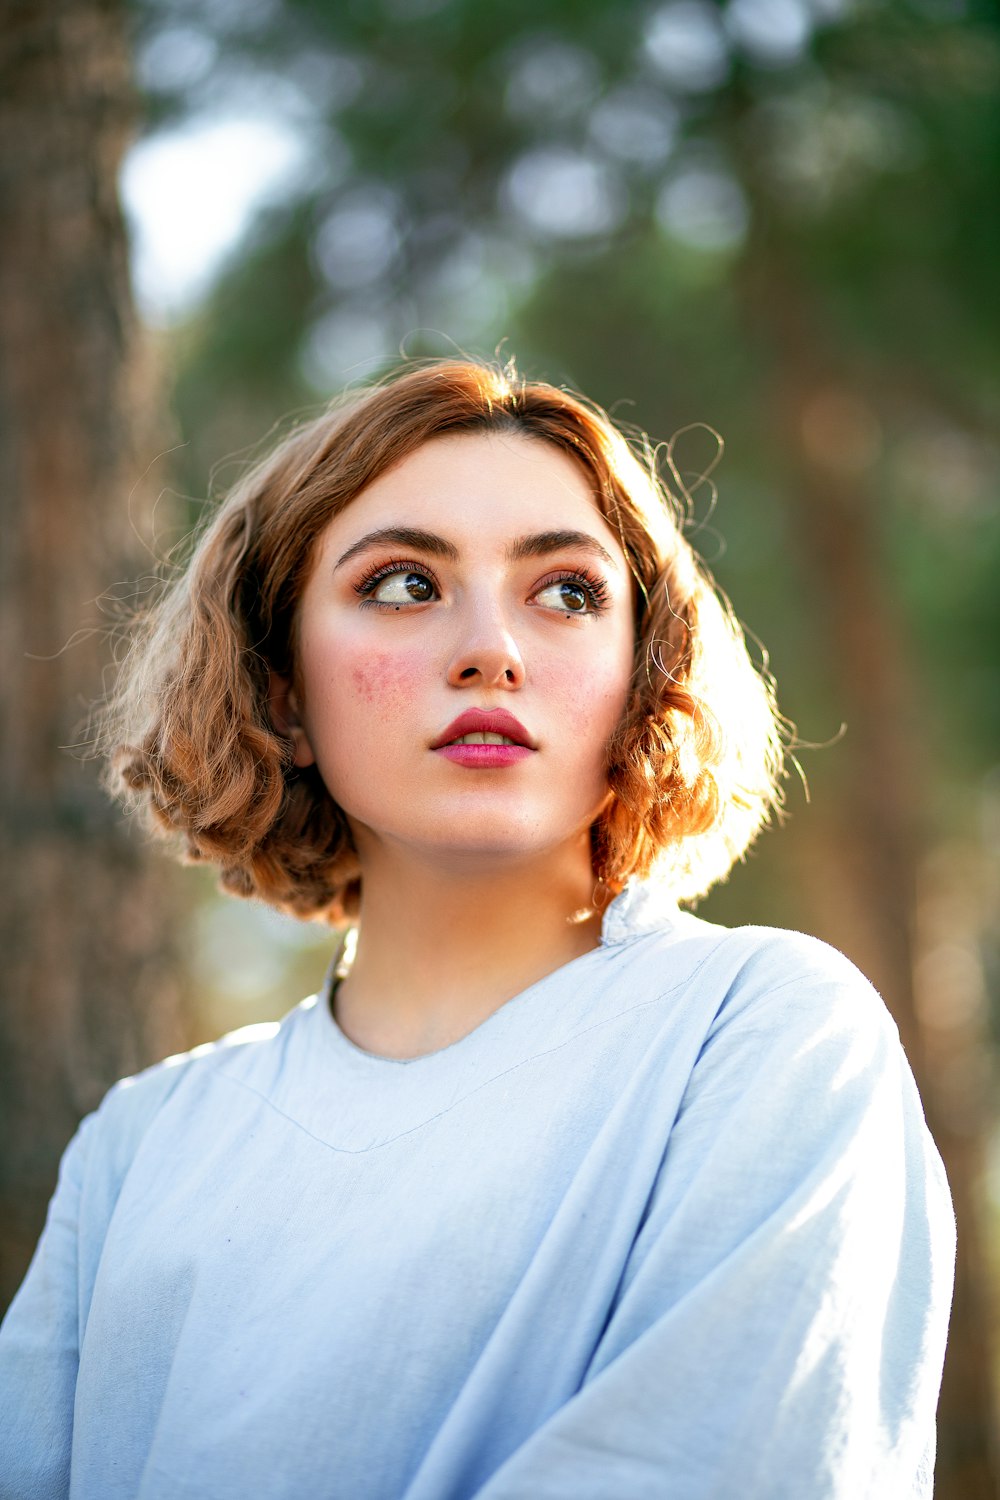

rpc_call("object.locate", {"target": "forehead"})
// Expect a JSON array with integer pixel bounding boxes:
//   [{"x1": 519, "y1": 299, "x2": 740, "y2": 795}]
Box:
[{"x1": 322, "y1": 430, "x2": 625, "y2": 557}]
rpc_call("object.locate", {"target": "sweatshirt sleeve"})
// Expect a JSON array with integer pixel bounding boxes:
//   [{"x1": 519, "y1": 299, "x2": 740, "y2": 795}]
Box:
[
  {"x1": 0, "y1": 1054, "x2": 198, "y2": 1500},
  {"x1": 0, "y1": 1111, "x2": 96, "y2": 1500},
  {"x1": 470, "y1": 936, "x2": 956, "y2": 1500}
]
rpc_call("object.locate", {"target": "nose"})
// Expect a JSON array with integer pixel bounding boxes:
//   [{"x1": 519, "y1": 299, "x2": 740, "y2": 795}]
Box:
[{"x1": 445, "y1": 591, "x2": 526, "y2": 690}]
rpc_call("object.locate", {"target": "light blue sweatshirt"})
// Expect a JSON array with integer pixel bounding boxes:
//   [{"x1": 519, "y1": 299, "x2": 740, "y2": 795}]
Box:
[{"x1": 0, "y1": 881, "x2": 955, "y2": 1499}]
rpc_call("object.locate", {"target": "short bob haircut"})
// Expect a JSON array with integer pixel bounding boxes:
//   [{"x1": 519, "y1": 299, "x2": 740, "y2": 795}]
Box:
[{"x1": 102, "y1": 357, "x2": 786, "y2": 921}]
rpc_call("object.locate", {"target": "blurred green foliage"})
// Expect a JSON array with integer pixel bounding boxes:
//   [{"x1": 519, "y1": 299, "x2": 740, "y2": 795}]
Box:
[
  {"x1": 129, "y1": 0, "x2": 999, "y2": 956},
  {"x1": 116, "y1": 7, "x2": 1000, "y2": 1475}
]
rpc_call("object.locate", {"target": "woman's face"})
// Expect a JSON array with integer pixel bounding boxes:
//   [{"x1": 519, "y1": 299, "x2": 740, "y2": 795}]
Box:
[{"x1": 282, "y1": 431, "x2": 636, "y2": 877}]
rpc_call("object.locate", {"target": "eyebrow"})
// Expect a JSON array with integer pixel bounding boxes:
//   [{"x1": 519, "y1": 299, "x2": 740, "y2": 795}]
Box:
[{"x1": 333, "y1": 526, "x2": 620, "y2": 573}]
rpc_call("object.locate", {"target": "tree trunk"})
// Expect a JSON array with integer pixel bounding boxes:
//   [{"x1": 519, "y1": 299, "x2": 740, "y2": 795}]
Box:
[
  {"x1": 741, "y1": 239, "x2": 999, "y2": 1498},
  {"x1": 0, "y1": 0, "x2": 189, "y2": 1309}
]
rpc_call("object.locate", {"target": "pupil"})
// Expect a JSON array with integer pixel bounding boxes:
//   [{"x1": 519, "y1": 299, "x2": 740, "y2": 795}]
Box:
[{"x1": 405, "y1": 573, "x2": 432, "y2": 601}]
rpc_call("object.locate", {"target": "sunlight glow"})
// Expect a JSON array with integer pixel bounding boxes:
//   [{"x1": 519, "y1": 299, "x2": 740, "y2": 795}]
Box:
[{"x1": 121, "y1": 113, "x2": 308, "y2": 324}]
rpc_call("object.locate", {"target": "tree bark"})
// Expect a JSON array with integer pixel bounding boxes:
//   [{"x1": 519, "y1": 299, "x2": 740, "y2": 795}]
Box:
[
  {"x1": 0, "y1": 0, "x2": 189, "y2": 1309},
  {"x1": 740, "y1": 237, "x2": 999, "y2": 1499}
]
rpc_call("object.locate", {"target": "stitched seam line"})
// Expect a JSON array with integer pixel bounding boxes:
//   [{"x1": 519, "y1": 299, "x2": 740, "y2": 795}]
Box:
[{"x1": 208, "y1": 941, "x2": 729, "y2": 1156}]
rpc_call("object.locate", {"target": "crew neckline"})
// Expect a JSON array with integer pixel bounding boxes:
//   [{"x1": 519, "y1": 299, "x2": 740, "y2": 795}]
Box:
[
  {"x1": 317, "y1": 876, "x2": 680, "y2": 1068},
  {"x1": 320, "y1": 940, "x2": 607, "y2": 1068}
]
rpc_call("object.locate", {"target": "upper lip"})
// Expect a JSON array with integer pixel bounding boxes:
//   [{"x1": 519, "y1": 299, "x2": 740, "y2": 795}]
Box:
[{"x1": 431, "y1": 708, "x2": 536, "y2": 750}]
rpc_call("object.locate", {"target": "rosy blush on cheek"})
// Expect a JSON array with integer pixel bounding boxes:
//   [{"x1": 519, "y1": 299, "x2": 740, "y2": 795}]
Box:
[
  {"x1": 532, "y1": 658, "x2": 623, "y2": 725},
  {"x1": 348, "y1": 648, "x2": 428, "y2": 713}
]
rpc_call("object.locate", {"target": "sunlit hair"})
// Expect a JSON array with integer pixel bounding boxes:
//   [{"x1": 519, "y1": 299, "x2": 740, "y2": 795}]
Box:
[{"x1": 101, "y1": 357, "x2": 786, "y2": 920}]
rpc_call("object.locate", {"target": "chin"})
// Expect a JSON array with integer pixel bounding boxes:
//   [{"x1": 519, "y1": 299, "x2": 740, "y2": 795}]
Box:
[
  {"x1": 419, "y1": 824, "x2": 557, "y2": 864},
  {"x1": 346, "y1": 791, "x2": 605, "y2": 871}
]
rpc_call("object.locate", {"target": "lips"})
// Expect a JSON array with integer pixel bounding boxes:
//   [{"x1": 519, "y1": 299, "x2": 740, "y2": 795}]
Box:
[{"x1": 431, "y1": 708, "x2": 536, "y2": 751}]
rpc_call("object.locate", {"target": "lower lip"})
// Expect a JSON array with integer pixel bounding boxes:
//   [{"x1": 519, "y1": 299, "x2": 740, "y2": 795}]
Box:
[{"x1": 434, "y1": 744, "x2": 535, "y2": 768}]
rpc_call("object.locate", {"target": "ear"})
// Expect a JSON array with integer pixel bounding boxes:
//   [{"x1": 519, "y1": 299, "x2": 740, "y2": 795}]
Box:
[{"x1": 268, "y1": 672, "x2": 316, "y2": 769}]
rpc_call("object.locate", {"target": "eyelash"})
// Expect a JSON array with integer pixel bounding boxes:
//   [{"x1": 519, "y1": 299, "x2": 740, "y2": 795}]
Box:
[
  {"x1": 352, "y1": 558, "x2": 611, "y2": 615},
  {"x1": 353, "y1": 557, "x2": 441, "y2": 607}
]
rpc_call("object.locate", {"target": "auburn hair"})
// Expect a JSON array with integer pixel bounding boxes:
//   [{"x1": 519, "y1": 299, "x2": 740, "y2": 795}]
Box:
[{"x1": 102, "y1": 357, "x2": 786, "y2": 921}]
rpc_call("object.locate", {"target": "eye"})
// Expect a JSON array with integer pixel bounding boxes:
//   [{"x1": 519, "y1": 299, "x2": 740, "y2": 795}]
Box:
[
  {"x1": 355, "y1": 561, "x2": 438, "y2": 608},
  {"x1": 535, "y1": 580, "x2": 590, "y2": 613},
  {"x1": 533, "y1": 570, "x2": 610, "y2": 616},
  {"x1": 372, "y1": 571, "x2": 435, "y2": 605}
]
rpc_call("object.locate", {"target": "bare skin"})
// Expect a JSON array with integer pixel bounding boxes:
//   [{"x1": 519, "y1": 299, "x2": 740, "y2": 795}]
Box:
[
  {"x1": 333, "y1": 839, "x2": 606, "y2": 1059},
  {"x1": 272, "y1": 433, "x2": 635, "y2": 1059}
]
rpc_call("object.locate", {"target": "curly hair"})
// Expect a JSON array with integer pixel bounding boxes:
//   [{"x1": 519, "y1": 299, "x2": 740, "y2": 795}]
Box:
[{"x1": 101, "y1": 357, "x2": 786, "y2": 921}]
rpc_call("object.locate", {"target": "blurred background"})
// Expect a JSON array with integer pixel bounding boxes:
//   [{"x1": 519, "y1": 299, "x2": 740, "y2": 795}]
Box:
[{"x1": 1, "y1": 0, "x2": 997, "y2": 1492}]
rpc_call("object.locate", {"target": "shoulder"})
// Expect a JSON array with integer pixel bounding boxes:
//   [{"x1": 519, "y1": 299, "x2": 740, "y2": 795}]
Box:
[
  {"x1": 703, "y1": 922, "x2": 898, "y2": 1073},
  {"x1": 607, "y1": 901, "x2": 895, "y2": 1054},
  {"x1": 643, "y1": 922, "x2": 933, "y2": 1196},
  {"x1": 704, "y1": 920, "x2": 892, "y2": 1036},
  {"x1": 78, "y1": 998, "x2": 315, "y2": 1191},
  {"x1": 604, "y1": 878, "x2": 882, "y2": 1001},
  {"x1": 623, "y1": 918, "x2": 952, "y2": 1252}
]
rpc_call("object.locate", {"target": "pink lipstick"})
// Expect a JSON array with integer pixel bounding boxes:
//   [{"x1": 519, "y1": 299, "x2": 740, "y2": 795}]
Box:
[
  {"x1": 431, "y1": 708, "x2": 536, "y2": 769},
  {"x1": 436, "y1": 742, "x2": 534, "y2": 768}
]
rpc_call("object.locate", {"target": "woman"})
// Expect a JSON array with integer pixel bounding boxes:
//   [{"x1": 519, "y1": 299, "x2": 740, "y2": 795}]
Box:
[{"x1": 0, "y1": 358, "x2": 954, "y2": 1498}]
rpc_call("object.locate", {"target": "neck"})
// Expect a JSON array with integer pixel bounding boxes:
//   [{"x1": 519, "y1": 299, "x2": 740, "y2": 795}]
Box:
[{"x1": 332, "y1": 839, "x2": 606, "y2": 1059}]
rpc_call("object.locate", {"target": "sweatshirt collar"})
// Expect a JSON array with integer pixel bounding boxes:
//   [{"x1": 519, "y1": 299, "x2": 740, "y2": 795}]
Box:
[{"x1": 599, "y1": 875, "x2": 679, "y2": 946}]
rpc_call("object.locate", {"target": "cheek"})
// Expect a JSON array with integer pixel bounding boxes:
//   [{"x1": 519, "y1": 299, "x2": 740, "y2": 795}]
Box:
[
  {"x1": 298, "y1": 614, "x2": 427, "y2": 722},
  {"x1": 300, "y1": 636, "x2": 435, "y2": 791},
  {"x1": 335, "y1": 644, "x2": 431, "y2": 722},
  {"x1": 533, "y1": 648, "x2": 632, "y2": 745}
]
